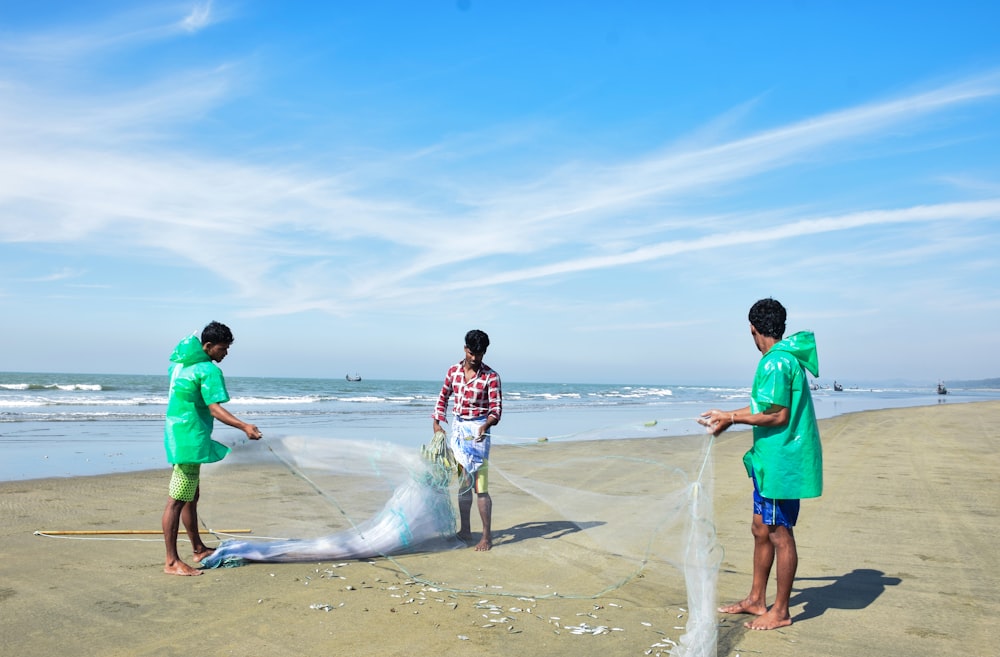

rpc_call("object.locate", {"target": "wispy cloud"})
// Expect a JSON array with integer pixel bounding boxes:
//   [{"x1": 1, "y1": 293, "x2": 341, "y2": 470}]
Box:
[
  {"x1": 342, "y1": 75, "x2": 1000, "y2": 299},
  {"x1": 19, "y1": 268, "x2": 86, "y2": 283},
  {"x1": 446, "y1": 72, "x2": 1000, "y2": 225},
  {"x1": 2, "y1": 6, "x2": 998, "y2": 319},
  {"x1": 180, "y1": 2, "x2": 216, "y2": 33},
  {"x1": 391, "y1": 200, "x2": 1000, "y2": 296},
  {"x1": 0, "y1": 3, "x2": 223, "y2": 63}
]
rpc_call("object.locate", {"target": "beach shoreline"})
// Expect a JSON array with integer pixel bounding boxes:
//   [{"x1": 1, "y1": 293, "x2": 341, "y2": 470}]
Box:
[
  {"x1": 2, "y1": 401, "x2": 998, "y2": 656},
  {"x1": 5, "y1": 370, "x2": 995, "y2": 484},
  {"x1": 1, "y1": 392, "x2": 986, "y2": 484}
]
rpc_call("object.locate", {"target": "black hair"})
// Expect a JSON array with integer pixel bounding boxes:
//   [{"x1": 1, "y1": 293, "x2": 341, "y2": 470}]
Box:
[
  {"x1": 464, "y1": 329, "x2": 490, "y2": 354},
  {"x1": 748, "y1": 298, "x2": 786, "y2": 339},
  {"x1": 201, "y1": 321, "x2": 234, "y2": 345}
]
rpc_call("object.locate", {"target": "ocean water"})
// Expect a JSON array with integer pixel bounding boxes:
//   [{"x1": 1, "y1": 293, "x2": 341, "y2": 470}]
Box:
[{"x1": 2, "y1": 371, "x2": 996, "y2": 482}]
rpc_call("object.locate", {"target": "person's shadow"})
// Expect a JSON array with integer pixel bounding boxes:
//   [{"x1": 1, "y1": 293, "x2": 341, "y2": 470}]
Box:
[
  {"x1": 791, "y1": 568, "x2": 902, "y2": 622},
  {"x1": 492, "y1": 520, "x2": 602, "y2": 546}
]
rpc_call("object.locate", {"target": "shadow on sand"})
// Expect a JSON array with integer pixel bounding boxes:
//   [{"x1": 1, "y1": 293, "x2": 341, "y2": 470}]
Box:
[
  {"x1": 718, "y1": 568, "x2": 901, "y2": 652},
  {"x1": 492, "y1": 519, "x2": 603, "y2": 546},
  {"x1": 791, "y1": 568, "x2": 902, "y2": 622}
]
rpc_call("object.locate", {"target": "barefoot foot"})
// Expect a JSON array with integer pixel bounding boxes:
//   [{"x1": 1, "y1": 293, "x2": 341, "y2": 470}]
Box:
[
  {"x1": 164, "y1": 560, "x2": 203, "y2": 576},
  {"x1": 718, "y1": 598, "x2": 767, "y2": 615},
  {"x1": 474, "y1": 537, "x2": 492, "y2": 551},
  {"x1": 192, "y1": 546, "x2": 216, "y2": 563},
  {"x1": 744, "y1": 609, "x2": 792, "y2": 630}
]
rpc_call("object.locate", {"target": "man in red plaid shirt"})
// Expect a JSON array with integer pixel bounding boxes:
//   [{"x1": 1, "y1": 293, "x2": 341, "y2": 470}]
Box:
[{"x1": 432, "y1": 329, "x2": 502, "y2": 551}]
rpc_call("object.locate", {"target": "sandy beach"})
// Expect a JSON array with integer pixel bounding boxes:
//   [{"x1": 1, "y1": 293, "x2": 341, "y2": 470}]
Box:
[{"x1": 1, "y1": 401, "x2": 997, "y2": 657}]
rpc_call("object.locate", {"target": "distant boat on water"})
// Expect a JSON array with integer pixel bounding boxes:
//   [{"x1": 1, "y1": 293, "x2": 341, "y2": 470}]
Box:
[
  {"x1": 937, "y1": 381, "x2": 948, "y2": 395},
  {"x1": 833, "y1": 381, "x2": 843, "y2": 392},
  {"x1": 346, "y1": 373, "x2": 362, "y2": 382}
]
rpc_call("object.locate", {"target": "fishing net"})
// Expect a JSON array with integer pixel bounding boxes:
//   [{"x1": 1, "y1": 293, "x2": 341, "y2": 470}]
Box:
[
  {"x1": 200, "y1": 436, "x2": 462, "y2": 566},
  {"x1": 199, "y1": 426, "x2": 719, "y2": 657}
]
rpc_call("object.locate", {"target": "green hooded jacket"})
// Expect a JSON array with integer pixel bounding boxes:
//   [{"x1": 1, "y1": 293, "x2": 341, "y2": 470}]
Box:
[
  {"x1": 163, "y1": 334, "x2": 232, "y2": 465},
  {"x1": 743, "y1": 330, "x2": 823, "y2": 500}
]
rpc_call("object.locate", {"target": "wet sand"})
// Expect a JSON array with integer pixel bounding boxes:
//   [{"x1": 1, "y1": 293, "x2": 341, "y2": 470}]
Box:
[{"x1": 1, "y1": 401, "x2": 997, "y2": 656}]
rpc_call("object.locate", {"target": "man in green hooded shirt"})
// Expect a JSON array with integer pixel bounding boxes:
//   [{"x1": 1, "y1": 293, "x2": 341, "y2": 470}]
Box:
[
  {"x1": 700, "y1": 298, "x2": 823, "y2": 630},
  {"x1": 162, "y1": 321, "x2": 262, "y2": 576}
]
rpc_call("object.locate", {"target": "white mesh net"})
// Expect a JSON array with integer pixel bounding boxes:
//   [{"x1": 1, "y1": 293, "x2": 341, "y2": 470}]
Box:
[{"x1": 201, "y1": 429, "x2": 719, "y2": 657}]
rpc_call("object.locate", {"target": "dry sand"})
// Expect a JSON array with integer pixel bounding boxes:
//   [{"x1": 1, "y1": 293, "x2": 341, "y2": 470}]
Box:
[{"x1": 1, "y1": 401, "x2": 997, "y2": 657}]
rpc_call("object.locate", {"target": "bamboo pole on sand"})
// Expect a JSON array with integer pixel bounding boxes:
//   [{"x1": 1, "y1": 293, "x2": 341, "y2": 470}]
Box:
[{"x1": 35, "y1": 529, "x2": 253, "y2": 535}]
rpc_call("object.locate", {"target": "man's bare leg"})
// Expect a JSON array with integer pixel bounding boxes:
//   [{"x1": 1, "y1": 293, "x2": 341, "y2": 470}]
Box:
[
  {"x1": 475, "y1": 493, "x2": 492, "y2": 551},
  {"x1": 719, "y1": 514, "x2": 771, "y2": 615},
  {"x1": 746, "y1": 525, "x2": 796, "y2": 630},
  {"x1": 162, "y1": 497, "x2": 202, "y2": 576},
  {"x1": 457, "y1": 486, "x2": 473, "y2": 541},
  {"x1": 180, "y1": 488, "x2": 215, "y2": 563}
]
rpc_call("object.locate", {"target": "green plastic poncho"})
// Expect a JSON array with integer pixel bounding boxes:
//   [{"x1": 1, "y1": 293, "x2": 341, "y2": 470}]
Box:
[
  {"x1": 743, "y1": 330, "x2": 823, "y2": 500},
  {"x1": 163, "y1": 334, "x2": 232, "y2": 465}
]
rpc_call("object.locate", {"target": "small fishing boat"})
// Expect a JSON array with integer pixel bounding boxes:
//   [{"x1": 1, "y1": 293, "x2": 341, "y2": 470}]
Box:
[
  {"x1": 833, "y1": 381, "x2": 843, "y2": 392},
  {"x1": 937, "y1": 381, "x2": 948, "y2": 395},
  {"x1": 345, "y1": 373, "x2": 362, "y2": 382}
]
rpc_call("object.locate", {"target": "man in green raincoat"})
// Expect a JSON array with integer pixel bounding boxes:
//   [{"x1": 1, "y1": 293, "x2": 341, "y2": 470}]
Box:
[
  {"x1": 700, "y1": 298, "x2": 823, "y2": 630},
  {"x1": 162, "y1": 321, "x2": 262, "y2": 576}
]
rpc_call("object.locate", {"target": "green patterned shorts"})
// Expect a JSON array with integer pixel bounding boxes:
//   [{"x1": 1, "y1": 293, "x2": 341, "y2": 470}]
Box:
[{"x1": 169, "y1": 463, "x2": 201, "y2": 502}]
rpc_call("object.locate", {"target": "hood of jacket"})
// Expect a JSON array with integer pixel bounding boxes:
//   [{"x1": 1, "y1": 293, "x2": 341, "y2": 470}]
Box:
[
  {"x1": 768, "y1": 330, "x2": 819, "y2": 378},
  {"x1": 169, "y1": 334, "x2": 210, "y2": 367}
]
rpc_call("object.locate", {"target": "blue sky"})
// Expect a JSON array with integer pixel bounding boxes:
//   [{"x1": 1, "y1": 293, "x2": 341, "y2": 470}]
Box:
[{"x1": 2, "y1": 1, "x2": 999, "y2": 385}]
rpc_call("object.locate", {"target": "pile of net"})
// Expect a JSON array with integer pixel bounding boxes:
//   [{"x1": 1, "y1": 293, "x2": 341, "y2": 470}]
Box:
[{"x1": 199, "y1": 434, "x2": 461, "y2": 569}]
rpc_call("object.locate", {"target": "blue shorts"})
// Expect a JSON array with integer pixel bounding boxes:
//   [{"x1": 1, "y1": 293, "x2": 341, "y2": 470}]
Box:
[{"x1": 752, "y1": 473, "x2": 800, "y2": 528}]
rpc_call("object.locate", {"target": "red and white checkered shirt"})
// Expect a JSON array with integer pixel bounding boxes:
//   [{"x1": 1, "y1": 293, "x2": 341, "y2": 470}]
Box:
[{"x1": 433, "y1": 362, "x2": 502, "y2": 423}]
